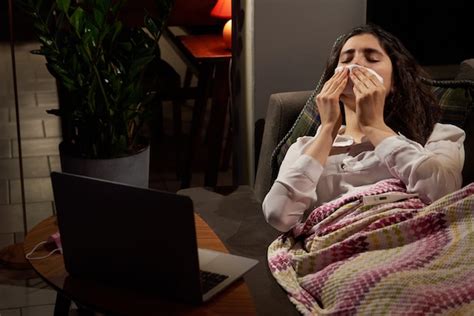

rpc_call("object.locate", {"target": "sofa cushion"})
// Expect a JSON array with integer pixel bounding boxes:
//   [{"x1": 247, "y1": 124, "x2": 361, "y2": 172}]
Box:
[{"x1": 271, "y1": 78, "x2": 474, "y2": 186}]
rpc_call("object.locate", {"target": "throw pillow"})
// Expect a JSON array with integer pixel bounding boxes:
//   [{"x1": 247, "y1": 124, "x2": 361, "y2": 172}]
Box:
[{"x1": 426, "y1": 79, "x2": 474, "y2": 127}]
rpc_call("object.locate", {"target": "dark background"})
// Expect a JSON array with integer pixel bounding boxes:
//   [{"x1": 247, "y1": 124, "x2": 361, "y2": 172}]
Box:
[
  {"x1": 3, "y1": 0, "x2": 472, "y2": 65},
  {"x1": 0, "y1": 0, "x2": 220, "y2": 41},
  {"x1": 367, "y1": 0, "x2": 472, "y2": 65},
  {"x1": 0, "y1": 1, "x2": 35, "y2": 41}
]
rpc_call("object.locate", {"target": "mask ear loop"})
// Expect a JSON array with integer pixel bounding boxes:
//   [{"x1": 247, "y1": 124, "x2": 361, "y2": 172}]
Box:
[{"x1": 25, "y1": 241, "x2": 61, "y2": 260}]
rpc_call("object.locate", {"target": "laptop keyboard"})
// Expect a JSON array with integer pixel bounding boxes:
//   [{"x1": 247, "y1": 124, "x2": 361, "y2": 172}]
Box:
[{"x1": 200, "y1": 270, "x2": 229, "y2": 294}]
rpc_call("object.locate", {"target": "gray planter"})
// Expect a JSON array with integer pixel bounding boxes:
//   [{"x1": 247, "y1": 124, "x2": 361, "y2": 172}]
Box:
[{"x1": 59, "y1": 144, "x2": 150, "y2": 188}]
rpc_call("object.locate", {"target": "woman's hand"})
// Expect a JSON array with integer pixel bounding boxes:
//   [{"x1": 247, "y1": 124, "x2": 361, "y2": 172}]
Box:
[
  {"x1": 304, "y1": 68, "x2": 348, "y2": 166},
  {"x1": 315, "y1": 68, "x2": 348, "y2": 138},
  {"x1": 350, "y1": 67, "x2": 396, "y2": 145},
  {"x1": 350, "y1": 67, "x2": 387, "y2": 129}
]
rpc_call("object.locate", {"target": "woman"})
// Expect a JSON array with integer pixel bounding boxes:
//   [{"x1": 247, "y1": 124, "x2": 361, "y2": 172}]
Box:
[{"x1": 262, "y1": 24, "x2": 465, "y2": 232}]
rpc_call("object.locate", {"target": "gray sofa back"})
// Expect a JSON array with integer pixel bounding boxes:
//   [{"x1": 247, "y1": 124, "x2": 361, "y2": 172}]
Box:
[{"x1": 255, "y1": 91, "x2": 311, "y2": 202}]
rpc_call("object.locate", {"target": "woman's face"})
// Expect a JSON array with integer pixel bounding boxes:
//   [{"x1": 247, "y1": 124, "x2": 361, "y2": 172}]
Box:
[{"x1": 337, "y1": 33, "x2": 393, "y2": 103}]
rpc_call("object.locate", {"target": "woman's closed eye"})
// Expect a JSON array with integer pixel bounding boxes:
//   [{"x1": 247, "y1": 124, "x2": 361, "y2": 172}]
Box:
[
  {"x1": 366, "y1": 55, "x2": 380, "y2": 63},
  {"x1": 339, "y1": 47, "x2": 383, "y2": 65},
  {"x1": 339, "y1": 56, "x2": 379, "y2": 64}
]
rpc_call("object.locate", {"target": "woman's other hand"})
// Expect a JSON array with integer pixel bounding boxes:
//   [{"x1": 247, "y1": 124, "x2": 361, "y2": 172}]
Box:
[
  {"x1": 351, "y1": 67, "x2": 396, "y2": 145},
  {"x1": 315, "y1": 68, "x2": 348, "y2": 138},
  {"x1": 350, "y1": 67, "x2": 386, "y2": 129}
]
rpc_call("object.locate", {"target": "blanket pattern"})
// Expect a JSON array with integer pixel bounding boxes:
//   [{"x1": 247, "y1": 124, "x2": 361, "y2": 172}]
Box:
[{"x1": 268, "y1": 179, "x2": 474, "y2": 315}]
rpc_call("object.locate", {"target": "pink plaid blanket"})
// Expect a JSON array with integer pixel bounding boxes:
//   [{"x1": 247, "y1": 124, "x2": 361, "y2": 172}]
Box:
[{"x1": 268, "y1": 179, "x2": 474, "y2": 315}]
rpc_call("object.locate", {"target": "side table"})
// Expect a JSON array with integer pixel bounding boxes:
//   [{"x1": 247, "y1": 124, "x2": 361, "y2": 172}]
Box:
[{"x1": 164, "y1": 29, "x2": 232, "y2": 188}]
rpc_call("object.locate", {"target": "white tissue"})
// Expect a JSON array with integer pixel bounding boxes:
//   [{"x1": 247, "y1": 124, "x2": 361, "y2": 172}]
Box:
[{"x1": 334, "y1": 64, "x2": 384, "y2": 96}]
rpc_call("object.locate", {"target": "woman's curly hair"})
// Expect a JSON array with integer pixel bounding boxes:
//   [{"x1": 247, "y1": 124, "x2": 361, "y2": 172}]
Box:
[{"x1": 322, "y1": 24, "x2": 440, "y2": 145}]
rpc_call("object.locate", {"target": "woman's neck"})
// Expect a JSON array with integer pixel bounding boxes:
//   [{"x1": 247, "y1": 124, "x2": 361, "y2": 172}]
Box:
[{"x1": 343, "y1": 104, "x2": 365, "y2": 143}]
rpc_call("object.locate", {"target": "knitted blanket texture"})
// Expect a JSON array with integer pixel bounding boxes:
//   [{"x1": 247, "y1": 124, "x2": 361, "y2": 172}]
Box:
[{"x1": 268, "y1": 179, "x2": 474, "y2": 315}]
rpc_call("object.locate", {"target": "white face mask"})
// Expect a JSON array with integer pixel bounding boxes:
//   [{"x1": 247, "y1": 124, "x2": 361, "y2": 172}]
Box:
[
  {"x1": 26, "y1": 231, "x2": 62, "y2": 260},
  {"x1": 334, "y1": 64, "x2": 384, "y2": 96}
]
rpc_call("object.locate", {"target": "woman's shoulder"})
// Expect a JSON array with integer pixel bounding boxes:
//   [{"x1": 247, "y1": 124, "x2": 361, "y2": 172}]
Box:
[{"x1": 428, "y1": 123, "x2": 465, "y2": 143}]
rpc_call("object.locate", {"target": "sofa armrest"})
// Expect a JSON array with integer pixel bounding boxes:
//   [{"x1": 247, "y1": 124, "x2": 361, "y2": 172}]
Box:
[
  {"x1": 254, "y1": 90, "x2": 313, "y2": 202},
  {"x1": 455, "y1": 59, "x2": 474, "y2": 80}
]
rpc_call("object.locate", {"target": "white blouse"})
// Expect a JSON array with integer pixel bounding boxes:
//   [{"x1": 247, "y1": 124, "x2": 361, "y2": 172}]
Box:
[{"x1": 262, "y1": 123, "x2": 465, "y2": 232}]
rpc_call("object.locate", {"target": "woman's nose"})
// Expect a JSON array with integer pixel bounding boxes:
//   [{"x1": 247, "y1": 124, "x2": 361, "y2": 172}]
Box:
[
  {"x1": 351, "y1": 55, "x2": 366, "y2": 67},
  {"x1": 351, "y1": 60, "x2": 364, "y2": 67}
]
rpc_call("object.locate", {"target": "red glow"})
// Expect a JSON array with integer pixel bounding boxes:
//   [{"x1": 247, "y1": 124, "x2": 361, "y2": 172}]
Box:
[{"x1": 211, "y1": 0, "x2": 232, "y2": 19}]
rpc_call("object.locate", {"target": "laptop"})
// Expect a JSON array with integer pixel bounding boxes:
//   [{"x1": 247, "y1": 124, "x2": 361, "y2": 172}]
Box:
[{"x1": 50, "y1": 171, "x2": 258, "y2": 304}]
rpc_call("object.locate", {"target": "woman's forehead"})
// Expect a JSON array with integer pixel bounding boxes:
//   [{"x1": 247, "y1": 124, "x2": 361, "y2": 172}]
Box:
[{"x1": 341, "y1": 33, "x2": 385, "y2": 52}]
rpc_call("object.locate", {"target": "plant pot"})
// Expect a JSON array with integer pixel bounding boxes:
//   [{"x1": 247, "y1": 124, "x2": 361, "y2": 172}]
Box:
[{"x1": 59, "y1": 142, "x2": 150, "y2": 188}]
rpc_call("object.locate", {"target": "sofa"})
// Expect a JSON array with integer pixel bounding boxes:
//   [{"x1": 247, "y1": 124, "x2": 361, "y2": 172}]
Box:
[{"x1": 178, "y1": 59, "x2": 474, "y2": 315}]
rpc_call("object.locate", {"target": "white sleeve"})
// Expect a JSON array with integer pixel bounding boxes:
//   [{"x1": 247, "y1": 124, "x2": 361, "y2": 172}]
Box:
[
  {"x1": 262, "y1": 136, "x2": 323, "y2": 232},
  {"x1": 374, "y1": 123, "x2": 465, "y2": 203}
]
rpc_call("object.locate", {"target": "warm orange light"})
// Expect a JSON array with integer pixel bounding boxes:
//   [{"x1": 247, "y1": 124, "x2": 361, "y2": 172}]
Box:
[
  {"x1": 211, "y1": 0, "x2": 232, "y2": 49},
  {"x1": 211, "y1": 0, "x2": 232, "y2": 19},
  {"x1": 222, "y1": 19, "x2": 232, "y2": 49}
]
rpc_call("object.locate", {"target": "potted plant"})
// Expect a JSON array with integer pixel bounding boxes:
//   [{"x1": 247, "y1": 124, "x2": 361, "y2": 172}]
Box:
[{"x1": 16, "y1": 0, "x2": 173, "y2": 187}]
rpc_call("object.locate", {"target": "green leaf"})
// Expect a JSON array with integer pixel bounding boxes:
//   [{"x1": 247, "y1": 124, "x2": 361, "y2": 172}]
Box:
[
  {"x1": 55, "y1": 0, "x2": 70, "y2": 13},
  {"x1": 30, "y1": 49, "x2": 43, "y2": 56},
  {"x1": 76, "y1": 41, "x2": 91, "y2": 63},
  {"x1": 111, "y1": 21, "x2": 123, "y2": 43},
  {"x1": 33, "y1": 21, "x2": 48, "y2": 34},
  {"x1": 93, "y1": 8, "x2": 105, "y2": 27},
  {"x1": 144, "y1": 16, "x2": 160, "y2": 38},
  {"x1": 69, "y1": 7, "x2": 85, "y2": 34},
  {"x1": 83, "y1": 28, "x2": 98, "y2": 51},
  {"x1": 97, "y1": 0, "x2": 112, "y2": 13},
  {"x1": 130, "y1": 56, "x2": 155, "y2": 75},
  {"x1": 38, "y1": 35, "x2": 54, "y2": 47},
  {"x1": 118, "y1": 42, "x2": 132, "y2": 51},
  {"x1": 47, "y1": 64, "x2": 76, "y2": 90},
  {"x1": 110, "y1": 0, "x2": 126, "y2": 15}
]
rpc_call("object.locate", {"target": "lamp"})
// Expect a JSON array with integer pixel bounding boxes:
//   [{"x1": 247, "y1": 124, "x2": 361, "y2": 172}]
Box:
[{"x1": 211, "y1": 0, "x2": 232, "y2": 49}]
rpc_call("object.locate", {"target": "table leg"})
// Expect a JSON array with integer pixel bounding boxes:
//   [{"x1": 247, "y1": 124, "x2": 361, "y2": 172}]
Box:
[
  {"x1": 205, "y1": 61, "x2": 230, "y2": 187},
  {"x1": 183, "y1": 67, "x2": 193, "y2": 90},
  {"x1": 54, "y1": 292, "x2": 71, "y2": 316},
  {"x1": 172, "y1": 97, "x2": 183, "y2": 179},
  {"x1": 180, "y1": 65, "x2": 213, "y2": 188}
]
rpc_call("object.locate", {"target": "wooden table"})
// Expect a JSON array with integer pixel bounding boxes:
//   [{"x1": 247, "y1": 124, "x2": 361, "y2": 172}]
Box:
[
  {"x1": 24, "y1": 216, "x2": 256, "y2": 315},
  {"x1": 164, "y1": 29, "x2": 232, "y2": 188}
]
